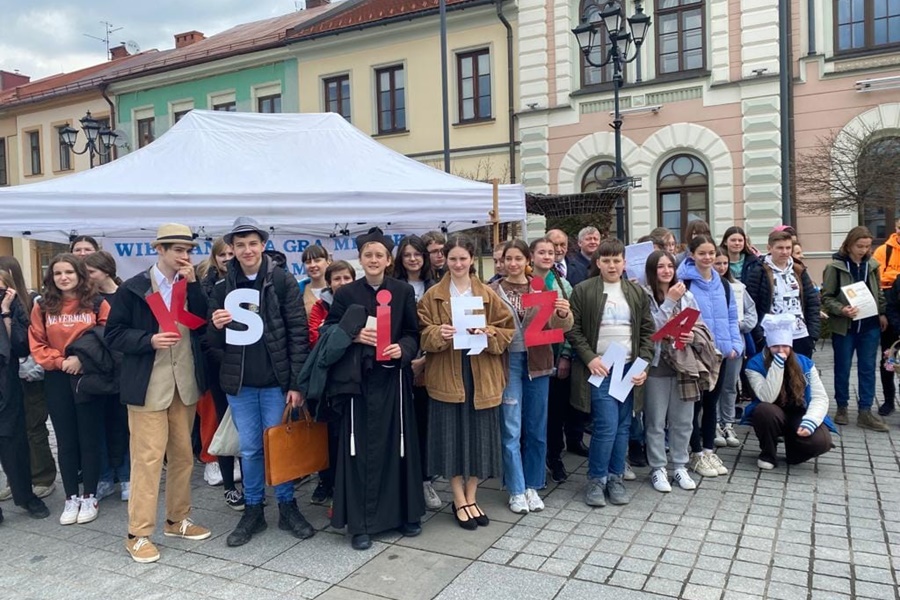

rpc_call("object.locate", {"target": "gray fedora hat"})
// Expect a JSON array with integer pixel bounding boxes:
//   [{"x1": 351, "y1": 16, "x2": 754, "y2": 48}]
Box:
[{"x1": 223, "y1": 216, "x2": 269, "y2": 246}]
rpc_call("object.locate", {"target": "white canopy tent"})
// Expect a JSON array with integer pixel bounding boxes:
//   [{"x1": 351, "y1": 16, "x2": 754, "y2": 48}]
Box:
[{"x1": 0, "y1": 110, "x2": 525, "y2": 243}]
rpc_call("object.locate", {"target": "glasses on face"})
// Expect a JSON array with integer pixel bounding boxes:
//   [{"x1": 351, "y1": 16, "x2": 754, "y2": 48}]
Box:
[{"x1": 428, "y1": 248, "x2": 444, "y2": 256}]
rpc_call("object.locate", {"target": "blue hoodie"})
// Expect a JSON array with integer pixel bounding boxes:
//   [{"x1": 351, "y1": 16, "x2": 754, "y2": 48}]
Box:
[{"x1": 676, "y1": 258, "x2": 743, "y2": 357}]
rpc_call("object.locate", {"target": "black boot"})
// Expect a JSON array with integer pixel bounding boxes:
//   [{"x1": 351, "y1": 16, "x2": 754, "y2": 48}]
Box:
[
  {"x1": 278, "y1": 499, "x2": 315, "y2": 540},
  {"x1": 25, "y1": 496, "x2": 49, "y2": 519},
  {"x1": 878, "y1": 400, "x2": 895, "y2": 417},
  {"x1": 628, "y1": 440, "x2": 648, "y2": 467},
  {"x1": 226, "y1": 503, "x2": 267, "y2": 547}
]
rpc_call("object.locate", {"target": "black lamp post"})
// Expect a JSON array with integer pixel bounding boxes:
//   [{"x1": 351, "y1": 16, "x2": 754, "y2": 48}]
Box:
[
  {"x1": 59, "y1": 111, "x2": 117, "y2": 168},
  {"x1": 572, "y1": 1, "x2": 651, "y2": 242}
]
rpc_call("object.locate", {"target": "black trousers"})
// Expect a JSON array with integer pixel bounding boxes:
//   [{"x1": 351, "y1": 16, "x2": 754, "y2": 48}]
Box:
[
  {"x1": 880, "y1": 324, "x2": 897, "y2": 405},
  {"x1": 547, "y1": 374, "x2": 584, "y2": 461},
  {"x1": 691, "y1": 358, "x2": 727, "y2": 453},
  {"x1": 44, "y1": 371, "x2": 102, "y2": 497},
  {"x1": 751, "y1": 402, "x2": 833, "y2": 466},
  {"x1": 100, "y1": 394, "x2": 129, "y2": 471},
  {"x1": 22, "y1": 380, "x2": 57, "y2": 487},
  {"x1": 0, "y1": 394, "x2": 38, "y2": 508}
]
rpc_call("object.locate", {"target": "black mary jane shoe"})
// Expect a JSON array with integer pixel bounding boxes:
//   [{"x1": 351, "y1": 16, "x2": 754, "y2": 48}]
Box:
[
  {"x1": 452, "y1": 503, "x2": 477, "y2": 531},
  {"x1": 469, "y1": 504, "x2": 489, "y2": 527},
  {"x1": 351, "y1": 534, "x2": 372, "y2": 550},
  {"x1": 398, "y1": 521, "x2": 422, "y2": 537}
]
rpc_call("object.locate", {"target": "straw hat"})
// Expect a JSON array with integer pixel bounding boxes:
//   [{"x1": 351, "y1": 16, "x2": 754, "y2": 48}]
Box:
[{"x1": 150, "y1": 223, "x2": 198, "y2": 248}]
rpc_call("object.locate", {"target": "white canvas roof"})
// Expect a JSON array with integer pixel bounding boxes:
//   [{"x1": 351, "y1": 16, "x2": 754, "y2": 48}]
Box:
[{"x1": 0, "y1": 110, "x2": 525, "y2": 242}]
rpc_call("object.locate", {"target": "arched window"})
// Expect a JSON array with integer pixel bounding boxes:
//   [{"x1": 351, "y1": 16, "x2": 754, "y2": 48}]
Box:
[
  {"x1": 582, "y1": 160, "x2": 627, "y2": 240},
  {"x1": 657, "y1": 154, "x2": 709, "y2": 242},
  {"x1": 579, "y1": 0, "x2": 617, "y2": 87},
  {"x1": 859, "y1": 136, "x2": 900, "y2": 244}
]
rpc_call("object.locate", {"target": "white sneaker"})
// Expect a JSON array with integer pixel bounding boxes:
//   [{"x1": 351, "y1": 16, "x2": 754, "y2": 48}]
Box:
[
  {"x1": 757, "y1": 459, "x2": 775, "y2": 470},
  {"x1": 77, "y1": 495, "x2": 99, "y2": 524},
  {"x1": 120, "y1": 482, "x2": 131, "y2": 502},
  {"x1": 723, "y1": 424, "x2": 741, "y2": 448},
  {"x1": 233, "y1": 462, "x2": 242, "y2": 483},
  {"x1": 650, "y1": 468, "x2": 671, "y2": 493},
  {"x1": 203, "y1": 462, "x2": 223, "y2": 486},
  {"x1": 623, "y1": 462, "x2": 637, "y2": 481},
  {"x1": 423, "y1": 481, "x2": 442, "y2": 510},
  {"x1": 525, "y1": 488, "x2": 544, "y2": 512},
  {"x1": 95, "y1": 480, "x2": 116, "y2": 501},
  {"x1": 60, "y1": 496, "x2": 81, "y2": 525},
  {"x1": 508, "y1": 493, "x2": 529, "y2": 514},
  {"x1": 706, "y1": 452, "x2": 729, "y2": 475},
  {"x1": 714, "y1": 424, "x2": 727, "y2": 448},
  {"x1": 690, "y1": 453, "x2": 718, "y2": 478},
  {"x1": 673, "y1": 468, "x2": 697, "y2": 490}
]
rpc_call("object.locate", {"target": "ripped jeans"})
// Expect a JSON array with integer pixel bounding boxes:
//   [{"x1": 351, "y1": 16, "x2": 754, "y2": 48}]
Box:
[{"x1": 500, "y1": 352, "x2": 549, "y2": 496}]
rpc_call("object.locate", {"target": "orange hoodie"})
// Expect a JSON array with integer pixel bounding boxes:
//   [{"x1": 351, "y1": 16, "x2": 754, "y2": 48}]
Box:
[
  {"x1": 874, "y1": 233, "x2": 900, "y2": 289},
  {"x1": 29, "y1": 297, "x2": 110, "y2": 371}
]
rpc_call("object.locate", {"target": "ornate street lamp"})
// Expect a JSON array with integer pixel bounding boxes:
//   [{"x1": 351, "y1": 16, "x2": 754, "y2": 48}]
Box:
[
  {"x1": 572, "y1": 1, "x2": 651, "y2": 242},
  {"x1": 59, "y1": 111, "x2": 118, "y2": 168}
]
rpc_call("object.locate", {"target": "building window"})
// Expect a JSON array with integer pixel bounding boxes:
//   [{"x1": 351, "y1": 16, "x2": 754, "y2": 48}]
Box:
[
  {"x1": 213, "y1": 102, "x2": 236, "y2": 112},
  {"x1": 96, "y1": 117, "x2": 113, "y2": 165},
  {"x1": 835, "y1": 0, "x2": 900, "y2": 53},
  {"x1": 173, "y1": 109, "x2": 191, "y2": 123},
  {"x1": 656, "y1": 0, "x2": 705, "y2": 75},
  {"x1": 56, "y1": 125, "x2": 72, "y2": 171},
  {"x1": 457, "y1": 49, "x2": 492, "y2": 122},
  {"x1": 582, "y1": 161, "x2": 627, "y2": 239},
  {"x1": 28, "y1": 131, "x2": 41, "y2": 175},
  {"x1": 859, "y1": 136, "x2": 900, "y2": 243},
  {"x1": 375, "y1": 65, "x2": 406, "y2": 134},
  {"x1": 657, "y1": 154, "x2": 709, "y2": 242},
  {"x1": 137, "y1": 118, "x2": 155, "y2": 148},
  {"x1": 324, "y1": 75, "x2": 351, "y2": 121},
  {"x1": 579, "y1": 0, "x2": 618, "y2": 86},
  {"x1": 257, "y1": 94, "x2": 281, "y2": 113},
  {"x1": 0, "y1": 138, "x2": 7, "y2": 186}
]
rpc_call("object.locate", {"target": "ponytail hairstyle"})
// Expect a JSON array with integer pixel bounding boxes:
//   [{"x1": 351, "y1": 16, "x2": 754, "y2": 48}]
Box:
[
  {"x1": 688, "y1": 234, "x2": 717, "y2": 255},
  {"x1": 762, "y1": 347, "x2": 808, "y2": 408},
  {"x1": 443, "y1": 234, "x2": 478, "y2": 274}
]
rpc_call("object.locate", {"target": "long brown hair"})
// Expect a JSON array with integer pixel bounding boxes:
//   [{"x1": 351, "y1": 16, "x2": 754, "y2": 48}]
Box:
[
  {"x1": 838, "y1": 226, "x2": 874, "y2": 258},
  {"x1": 0, "y1": 255, "x2": 33, "y2": 314},
  {"x1": 41, "y1": 254, "x2": 97, "y2": 315},
  {"x1": 197, "y1": 237, "x2": 230, "y2": 280},
  {"x1": 83, "y1": 251, "x2": 122, "y2": 286},
  {"x1": 763, "y1": 347, "x2": 807, "y2": 408},
  {"x1": 645, "y1": 250, "x2": 679, "y2": 305}
]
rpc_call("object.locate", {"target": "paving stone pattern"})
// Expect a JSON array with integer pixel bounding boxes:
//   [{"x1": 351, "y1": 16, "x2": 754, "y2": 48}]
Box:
[{"x1": 2, "y1": 351, "x2": 900, "y2": 599}]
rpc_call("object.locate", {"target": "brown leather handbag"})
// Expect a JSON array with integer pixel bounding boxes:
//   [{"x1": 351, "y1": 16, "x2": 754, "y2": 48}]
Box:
[{"x1": 263, "y1": 404, "x2": 329, "y2": 487}]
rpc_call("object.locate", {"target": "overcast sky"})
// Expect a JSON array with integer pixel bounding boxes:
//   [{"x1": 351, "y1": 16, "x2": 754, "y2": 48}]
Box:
[{"x1": 0, "y1": 0, "x2": 307, "y2": 81}]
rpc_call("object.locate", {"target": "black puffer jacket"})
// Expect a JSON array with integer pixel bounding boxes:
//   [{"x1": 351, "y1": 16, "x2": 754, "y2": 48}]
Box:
[
  {"x1": 744, "y1": 257, "x2": 821, "y2": 348},
  {"x1": 208, "y1": 255, "x2": 309, "y2": 395},
  {"x1": 67, "y1": 326, "x2": 119, "y2": 399}
]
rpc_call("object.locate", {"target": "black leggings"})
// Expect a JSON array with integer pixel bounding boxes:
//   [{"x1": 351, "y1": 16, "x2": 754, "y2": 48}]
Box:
[
  {"x1": 44, "y1": 370, "x2": 102, "y2": 497},
  {"x1": 691, "y1": 358, "x2": 727, "y2": 453}
]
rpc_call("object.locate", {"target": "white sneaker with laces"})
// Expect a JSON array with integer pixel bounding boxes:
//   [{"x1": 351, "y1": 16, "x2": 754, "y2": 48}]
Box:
[
  {"x1": 77, "y1": 495, "x2": 99, "y2": 524},
  {"x1": 723, "y1": 424, "x2": 741, "y2": 448},
  {"x1": 706, "y1": 452, "x2": 729, "y2": 475},
  {"x1": 690, "y1": 453, "x2": 718, "y2": 478},
  {"x1": 525, "y1": 488, "x2": 544, "y2": 512},
  {"x1": 423, "y1": 481, "x2": 442, "y2": 510},
  {"x1": 623, "y1": 463, "x2": 637, "y2": 481},
  {"x1": 757, "y1": 459, "x2": 775, "y2": 470},
  {"x1": 650, "y1": 468, "x2": 671, "y2": 493},
  {"x1": 508, "y1": 493, "x2": 529, "y2": 514},
  {"x1": 95, "y1": 480, "x2": 116, "y2": 501},
  {"x1": 120, "y1": 482, "x2": 131, "y2": 502},
  {"x1": 60, "y1": 496, "x2": 81, "y2": 525},
  {"x1": 714, "y1": 424, "x2": 727, "y2": 448},
  {"x1": 673, "y1": 468, "x2": 697, "y2": 490},
  {"x1": 204, "y1": 462, "x2": 223, "y2": 486}
]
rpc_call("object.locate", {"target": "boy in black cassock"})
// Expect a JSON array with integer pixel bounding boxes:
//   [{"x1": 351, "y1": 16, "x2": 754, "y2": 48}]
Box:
[{"x1": 324, "y1": 228, "x2": 425, "y2": 550}]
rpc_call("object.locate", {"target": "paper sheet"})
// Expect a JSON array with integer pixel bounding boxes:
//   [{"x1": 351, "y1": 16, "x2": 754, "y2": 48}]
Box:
[
  {"x1": 586, "y1": 342, "x2": 649, "y2": 402},
  {"x1": 841, "y1": 281, "x2": 879, "y2": 321}
]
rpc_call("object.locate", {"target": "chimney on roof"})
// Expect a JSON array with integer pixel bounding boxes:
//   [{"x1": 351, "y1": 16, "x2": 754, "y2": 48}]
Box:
[
  {"x1": 305, "y1": 0, "x2": 330, "y2": 8},
  {"x1": 0, "y1": 70, "x2": 30, "y2": 91},
  {"x1": 174, "y1": 30, "x2": 206, "y2": 48},
  {"x1": 110, "y1": 44, "x2": 130, "y2": 59}
]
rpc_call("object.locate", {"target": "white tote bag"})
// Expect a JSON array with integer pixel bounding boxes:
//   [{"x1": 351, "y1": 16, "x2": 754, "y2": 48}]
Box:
[{"x1": 208, "y1": 407, "x2": 241, "y2": 457}]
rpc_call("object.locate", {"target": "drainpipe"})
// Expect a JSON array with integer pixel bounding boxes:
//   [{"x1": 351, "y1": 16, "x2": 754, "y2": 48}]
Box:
[
  {"x1": 496, "y1": 0, "x2": 516, "y2": 183},
  {"x1": 100, "y1": 84, "x2": 118, "y2": 158},
  {"x1": 778, "y1": 0, "x2": 793, "y2": 225},
  {"x1": 807, "y1": 0, "x2": 816, "y2": 55}
]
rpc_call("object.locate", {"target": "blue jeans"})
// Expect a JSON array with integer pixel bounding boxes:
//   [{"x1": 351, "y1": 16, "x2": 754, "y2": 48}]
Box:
[
  {"x1": 832, "y1": 326, "x2": 880, "y2": 410},
  {"x1": 588, "y1": 369, "x2": 633, "y2": 481},
  {"x1": 98, "y1": 432, "x2": 130, "y2": 484},
  {"x1": 227, "y1": 386, "x2": 294, "y2": 505},
  {"x1": 501, "y1": 352, "x2": 549, "y2": 495}
]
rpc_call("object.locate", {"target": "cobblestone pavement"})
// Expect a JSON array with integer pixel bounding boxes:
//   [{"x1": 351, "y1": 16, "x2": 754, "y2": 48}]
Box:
[{"x1": 2, "y1": 349, "x2": 899, "y2": 599}]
